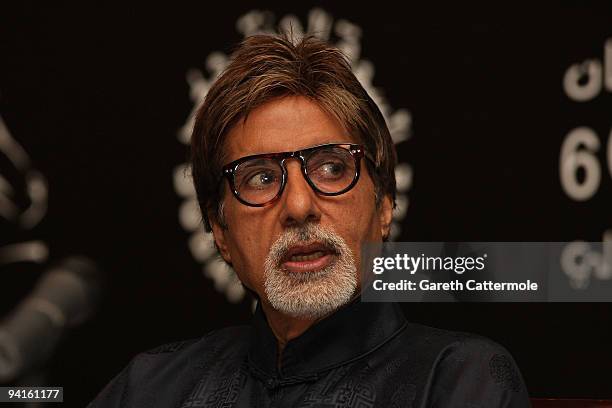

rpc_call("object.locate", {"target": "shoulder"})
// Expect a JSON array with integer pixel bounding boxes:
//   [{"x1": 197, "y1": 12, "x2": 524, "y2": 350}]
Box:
[
  {"x1": 135, "y1": 324, "x2": 251, "y2": 376},
  {"x1": 141, "y1": 325, "x2": 251, "y2": 359},
  {"x1": 396, "y1": 321, "x2": 516, "y2": 362},
  {"x1": 397, "y1": 323, "x2": 530, "y2": 407},
  {"x1": 390, "y1": 321, "x2": 485, "y2": 362},
  {"x1": 88, "y1": 325, "x2": 251, "y2": 407}
]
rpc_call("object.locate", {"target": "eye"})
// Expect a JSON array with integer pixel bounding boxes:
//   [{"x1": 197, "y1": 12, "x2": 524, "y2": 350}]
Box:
[
  {"x1": 314, "y1": 161, "x2": 346, "y2": 180},
  {"x1": 245, "y1": 170, "x2": 278, "y2": 189}
]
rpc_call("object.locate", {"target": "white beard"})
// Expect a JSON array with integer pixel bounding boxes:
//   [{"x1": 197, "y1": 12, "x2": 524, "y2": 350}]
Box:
[{"x1": 264, "y1": 224, "x2": 357, "y2": 320}]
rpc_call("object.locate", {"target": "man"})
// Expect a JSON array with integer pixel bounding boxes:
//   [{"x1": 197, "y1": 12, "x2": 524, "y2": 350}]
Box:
[{"x1": 90, "y1": 34, "x2": 530, "y2": 407}]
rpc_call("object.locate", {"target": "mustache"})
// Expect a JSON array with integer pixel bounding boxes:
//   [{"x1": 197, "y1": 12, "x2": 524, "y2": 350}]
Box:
[{"x1": 267, "y1": 224, "x2": 344, "y2": 266}]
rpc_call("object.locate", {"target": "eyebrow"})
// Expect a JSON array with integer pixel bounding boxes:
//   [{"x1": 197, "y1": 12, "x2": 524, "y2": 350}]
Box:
[{"x1": 238, "y1": 158, "x2": 276, "y2": 167}]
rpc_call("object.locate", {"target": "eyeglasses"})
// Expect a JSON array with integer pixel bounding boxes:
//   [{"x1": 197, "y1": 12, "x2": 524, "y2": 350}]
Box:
[{"x1": 221, "y1": 143, "x2": 371, "y2": 207}]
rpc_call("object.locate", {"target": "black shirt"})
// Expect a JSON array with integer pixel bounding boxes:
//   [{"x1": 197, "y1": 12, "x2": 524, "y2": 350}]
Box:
[{"x1": 89, "y1": 299, "x2": 530, "y2": 407}]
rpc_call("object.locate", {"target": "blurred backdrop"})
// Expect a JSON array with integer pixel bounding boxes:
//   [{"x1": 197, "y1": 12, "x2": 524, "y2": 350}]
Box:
[{"x1": 1, "y1": 2, "x2": 611, "y2": 406}]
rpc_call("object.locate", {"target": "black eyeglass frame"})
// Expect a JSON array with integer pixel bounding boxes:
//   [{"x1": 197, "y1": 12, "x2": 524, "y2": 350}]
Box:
[{"x1": 220, "y1": 142, "x2": 373, "y2": 207}]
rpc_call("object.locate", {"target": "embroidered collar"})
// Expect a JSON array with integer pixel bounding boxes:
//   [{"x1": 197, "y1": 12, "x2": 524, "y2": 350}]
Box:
[{"x1": 247, "y1": 298, "x2": 407, "y2": 382}]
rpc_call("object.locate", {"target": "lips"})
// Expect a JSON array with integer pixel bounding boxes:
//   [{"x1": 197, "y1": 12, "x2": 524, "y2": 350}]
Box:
[
  {"x1": 290, "y1": 251, "x2": 327, "y2": 262},
  {"x1": 281, "y1": 242, "x2": 338, "y2": 273}
]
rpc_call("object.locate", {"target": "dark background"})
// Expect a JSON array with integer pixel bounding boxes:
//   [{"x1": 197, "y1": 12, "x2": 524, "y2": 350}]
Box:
[{"x1": 1, "y1": 2, "x2": 611, "y2": 406}]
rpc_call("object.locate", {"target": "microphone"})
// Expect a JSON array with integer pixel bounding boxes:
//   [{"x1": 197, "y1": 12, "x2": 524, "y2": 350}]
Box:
[{"x1": 0, "y1": 256, "x2": 102, "y2": 382}]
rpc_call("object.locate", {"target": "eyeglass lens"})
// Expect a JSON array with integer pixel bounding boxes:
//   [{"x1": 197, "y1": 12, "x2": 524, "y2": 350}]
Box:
[{"x1": 233, "y1": 145, "x2": 357, "y2": 205}]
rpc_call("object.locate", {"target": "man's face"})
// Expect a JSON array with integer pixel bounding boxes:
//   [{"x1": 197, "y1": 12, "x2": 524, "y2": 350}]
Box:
[{"x1": 211, "y1": 96, "x2": 392, "y2": 318}]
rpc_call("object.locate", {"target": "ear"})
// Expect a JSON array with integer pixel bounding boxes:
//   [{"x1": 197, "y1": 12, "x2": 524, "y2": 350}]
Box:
[
  {"x1": 378, "y1": 195, "x2": 394, "y2": 240},
  {"x1": 208, "y1": 209, "x2": 233, "y2": 265}
]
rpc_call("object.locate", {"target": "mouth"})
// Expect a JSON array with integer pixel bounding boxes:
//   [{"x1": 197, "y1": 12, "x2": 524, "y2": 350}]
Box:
[{"x1": 280, "y1": 242, "x2": 338, "y2": 273}]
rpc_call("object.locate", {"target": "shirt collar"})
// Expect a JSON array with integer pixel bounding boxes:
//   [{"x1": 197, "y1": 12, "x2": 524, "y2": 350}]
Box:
[{"x1": 247, "y1": 297, "x2": 407, "y2": 381}]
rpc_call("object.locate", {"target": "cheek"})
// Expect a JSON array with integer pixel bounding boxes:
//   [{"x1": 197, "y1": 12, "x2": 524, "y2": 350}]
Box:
[
  {"x1": 223, "y1": 204, "x2": 271, "y2": 290},
  {"x1": 337, "y1": 177, "x2": 380, "y2": 238},
  {"x1": 326, "y1": 181, "x2": 381, "y2": 262}
]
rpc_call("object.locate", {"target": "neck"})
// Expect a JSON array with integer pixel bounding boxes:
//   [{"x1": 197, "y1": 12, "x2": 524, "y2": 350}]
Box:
[
  {"x1": 260, "y1": 302, "x2": 320, "y2": 357},
  {"x1": 259, "y1": 293, "x2": 361, "y2": 360}
]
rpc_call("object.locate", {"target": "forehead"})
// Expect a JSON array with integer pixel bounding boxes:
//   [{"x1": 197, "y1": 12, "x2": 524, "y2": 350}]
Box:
[{"x1": 223, "y1": 96, "x2": 355, "y2": 163}]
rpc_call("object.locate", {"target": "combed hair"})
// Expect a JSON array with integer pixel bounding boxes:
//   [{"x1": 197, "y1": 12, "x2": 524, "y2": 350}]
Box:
[{"x1": 191, "y1": 33, "x2": 397, "y2": 231}]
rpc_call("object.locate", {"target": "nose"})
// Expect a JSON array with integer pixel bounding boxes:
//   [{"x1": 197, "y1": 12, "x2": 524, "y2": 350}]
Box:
[{"x1": 278, "y1": 158, "x2": 321, "y2": 228}]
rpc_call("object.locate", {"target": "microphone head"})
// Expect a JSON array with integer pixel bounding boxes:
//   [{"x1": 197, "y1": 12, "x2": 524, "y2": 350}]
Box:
[
  {"x1": 0, "y1": 256, "x2": 103, "y2": 382},
  {"x1": 35, "y1": 256, "x2": 103, "y2": 327}
]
